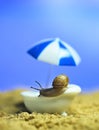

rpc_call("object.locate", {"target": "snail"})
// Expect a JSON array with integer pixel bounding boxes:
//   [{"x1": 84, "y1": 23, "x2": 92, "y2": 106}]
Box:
[{"x1": 31, "y1": 74, "x2": 69, "y2": 97}]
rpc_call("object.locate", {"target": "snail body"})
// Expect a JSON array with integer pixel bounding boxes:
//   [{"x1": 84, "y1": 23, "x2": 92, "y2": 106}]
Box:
[
  {"x1": 40, "y1": 87, "x2": 67, "y2": 97},
  {"x1": 31, "y1": 74, "x2": 69, "y2": 97}
]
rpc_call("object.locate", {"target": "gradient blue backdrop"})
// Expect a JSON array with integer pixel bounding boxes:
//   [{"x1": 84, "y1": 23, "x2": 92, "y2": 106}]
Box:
[{"x1": 0, "y1": 0, "x2": 99, "y2": 92}]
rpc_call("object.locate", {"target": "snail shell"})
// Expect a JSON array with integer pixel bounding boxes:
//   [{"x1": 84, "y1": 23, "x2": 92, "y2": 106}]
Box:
[
  {"x1": 40, "y1": 74, "x2": 69, "y2": 97},
  {"x1": 52, "y1": 74, "x2": 69, "y2": 89}
]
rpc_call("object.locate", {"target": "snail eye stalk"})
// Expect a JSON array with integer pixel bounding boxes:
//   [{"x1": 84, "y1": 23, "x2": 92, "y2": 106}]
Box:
[
  {"x1": 35, "y1": 81, "x2": 43, "y2": 89},
  {"x1": 30, "y1": 81, "x2": 43, "y2": 91},
  {"x1": 30, "y1": 86, "x2": 41, "y2": 91}
]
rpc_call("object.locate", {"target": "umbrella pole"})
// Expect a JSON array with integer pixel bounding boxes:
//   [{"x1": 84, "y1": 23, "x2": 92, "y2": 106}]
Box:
[{"x1": 46, "y1": 65, "x2": 53, "y2": 88}]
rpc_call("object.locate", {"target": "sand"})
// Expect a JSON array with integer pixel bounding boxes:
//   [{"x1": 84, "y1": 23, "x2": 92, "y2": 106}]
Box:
[{"x1": 0, "y1": 89, "x2": 99, "y2": 130}]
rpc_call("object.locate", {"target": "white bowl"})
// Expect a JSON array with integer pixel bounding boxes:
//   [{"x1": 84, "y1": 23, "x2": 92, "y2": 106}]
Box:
[{"x1": 21, "y1": 84, "x2": 81, "y2": 114}]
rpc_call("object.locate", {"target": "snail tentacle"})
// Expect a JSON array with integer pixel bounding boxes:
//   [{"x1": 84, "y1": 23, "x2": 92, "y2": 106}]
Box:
[
  {"x1": 35, "y1": 81, "x2": 44, "y2": 89},
  {"x1": 30, "y1": 86, "x2": 41, "y2": 91},
  {"x1": 30, "y1": 81, "x2": 44, "y2": 91}
]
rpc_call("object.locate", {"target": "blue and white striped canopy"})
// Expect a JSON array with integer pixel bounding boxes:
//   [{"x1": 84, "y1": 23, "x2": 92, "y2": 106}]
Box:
[{"x1": 27, "y1": 38, "x2": 81, "y2": 66}]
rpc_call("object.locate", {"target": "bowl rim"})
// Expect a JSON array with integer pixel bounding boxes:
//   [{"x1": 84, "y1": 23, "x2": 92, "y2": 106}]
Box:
[{"x1": 21, "y1": 84, "x2": 81, "y2": 98}]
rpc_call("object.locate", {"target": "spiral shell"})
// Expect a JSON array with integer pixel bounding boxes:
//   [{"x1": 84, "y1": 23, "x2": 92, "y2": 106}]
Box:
[{"x1": 52, "y1": 74, "x2": 69, "y2": 89}]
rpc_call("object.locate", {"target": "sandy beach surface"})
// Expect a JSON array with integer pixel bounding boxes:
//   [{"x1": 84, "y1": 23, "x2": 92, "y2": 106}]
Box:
[{"x1": 0, "y1": 89, "x2": 99, "y2": 130}]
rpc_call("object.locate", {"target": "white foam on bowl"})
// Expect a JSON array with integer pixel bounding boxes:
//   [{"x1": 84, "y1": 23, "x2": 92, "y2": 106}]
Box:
[
  {"x1": 64, "y1": 84, "x2": 81, "y2": 94},
  {"x1": 21, "y1": 91, "x2": 40, "y2": 97}
]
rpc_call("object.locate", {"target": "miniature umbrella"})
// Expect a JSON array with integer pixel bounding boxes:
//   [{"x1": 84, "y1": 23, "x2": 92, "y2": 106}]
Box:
[{"x1": 27, "y1": 38, "x2": 81, "y2": 66}]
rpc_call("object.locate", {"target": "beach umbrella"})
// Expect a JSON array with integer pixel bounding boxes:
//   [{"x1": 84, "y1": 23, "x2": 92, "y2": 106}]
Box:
[{"x1": 27, "y1": 38, "x2": 81, "y2": 66}]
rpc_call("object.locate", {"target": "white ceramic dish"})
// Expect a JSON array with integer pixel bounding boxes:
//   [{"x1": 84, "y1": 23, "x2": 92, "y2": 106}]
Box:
[{"x1": 21, "y1": 84, "x2": 81, "y2": 115}]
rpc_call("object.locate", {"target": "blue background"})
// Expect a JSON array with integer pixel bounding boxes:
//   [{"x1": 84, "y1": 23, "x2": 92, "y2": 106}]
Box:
[{"x1": 0, "y1": 0, "x2": 99, "y2": 92}]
